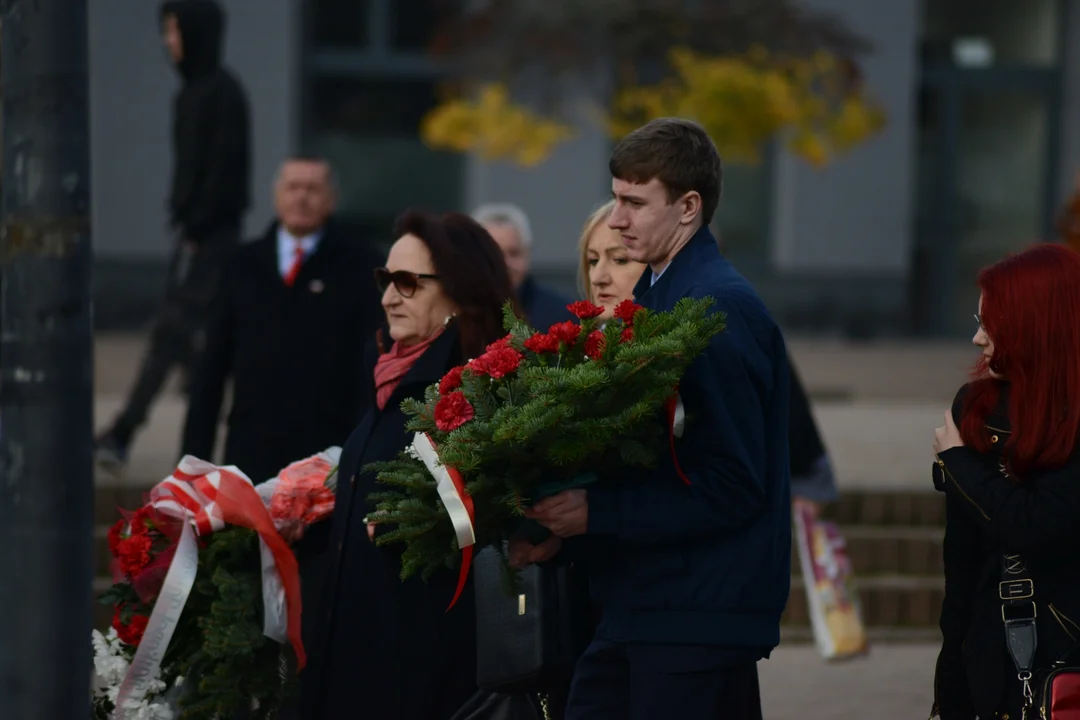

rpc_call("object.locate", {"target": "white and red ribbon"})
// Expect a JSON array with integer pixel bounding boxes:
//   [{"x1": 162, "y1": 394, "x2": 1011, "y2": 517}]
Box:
[
  {"x1": 114, "y1": 457, "x2": 306, "y2": 714},
  {"x1": 665, "y1": 391, "x2": 691, "y2": 485},
  {"x1": 412, "y1": 432, "x2": 475, "y2": 609}
]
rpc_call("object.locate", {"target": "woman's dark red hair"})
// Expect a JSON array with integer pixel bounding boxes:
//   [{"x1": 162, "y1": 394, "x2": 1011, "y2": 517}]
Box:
[{"x1": 961, "y1": 243, "x2": 1080, "y2": 473}]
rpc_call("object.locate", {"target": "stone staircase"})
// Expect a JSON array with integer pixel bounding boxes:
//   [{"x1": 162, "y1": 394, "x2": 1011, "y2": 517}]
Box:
[
  {"x1": 94, "y1": 485, "x2": 947, "y2": 641},
  {"x1": 781, "y1": 490, "x2": 945, "y2": 643}
]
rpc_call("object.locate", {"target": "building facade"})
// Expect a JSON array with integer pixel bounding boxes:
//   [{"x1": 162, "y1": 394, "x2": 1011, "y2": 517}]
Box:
[{"x1": 90, "y1": 0, "x2": 1080, "y2": 338}]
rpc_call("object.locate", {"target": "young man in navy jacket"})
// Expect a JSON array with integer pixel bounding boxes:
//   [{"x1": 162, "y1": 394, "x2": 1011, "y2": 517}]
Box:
[{"x1": 524, "y1": 117, "x2": 792, "y2": 719}]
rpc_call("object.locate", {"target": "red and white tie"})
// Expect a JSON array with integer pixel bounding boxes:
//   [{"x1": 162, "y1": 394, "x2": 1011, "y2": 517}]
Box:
[{"x1": 283, "y1": 242, "x2": 304, "y2": 287}]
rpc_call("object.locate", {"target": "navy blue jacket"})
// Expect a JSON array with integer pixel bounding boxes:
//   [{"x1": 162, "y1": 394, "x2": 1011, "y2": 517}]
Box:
[
  {"x1": 518, "y1": 275, "x2": 574, "y2": 331},
  {"x1": 585, "y1": 226, "x2": 792, "y2": 649}
]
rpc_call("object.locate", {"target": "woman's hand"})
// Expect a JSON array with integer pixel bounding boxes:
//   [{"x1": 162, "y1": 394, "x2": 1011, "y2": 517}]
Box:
[
  {"x1": 933, "y1": 409, "x2": 964, "y2": 455},
  {"x1": 508, "y1": 535, "x2": 563, "y2": 569}
]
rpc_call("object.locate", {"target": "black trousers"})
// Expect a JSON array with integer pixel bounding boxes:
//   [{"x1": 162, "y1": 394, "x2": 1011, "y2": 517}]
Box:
[
  {"x1": 109, "y1": 228, "x2": 238, "y2": 446},
  {"x1": 565, "y1": 638, "x2": 764, "y2": 720}
]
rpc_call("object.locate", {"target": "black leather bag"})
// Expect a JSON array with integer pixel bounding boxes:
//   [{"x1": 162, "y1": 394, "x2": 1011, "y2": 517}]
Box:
[
  {"x1": 472, "y1": 543, "x2": 592, "y2": 695},
  {"x1": 448, "y1": 691, "x2": 544, "y2": 720}
]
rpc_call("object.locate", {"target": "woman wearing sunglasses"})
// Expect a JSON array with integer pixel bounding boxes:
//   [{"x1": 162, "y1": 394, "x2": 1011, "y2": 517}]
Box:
[
  {"x1": 300, "y1": 211, "x2": 518, "y2": 720},
  {"x1": 931, "y1": 244, "x2": 1080, "y2": 720}
]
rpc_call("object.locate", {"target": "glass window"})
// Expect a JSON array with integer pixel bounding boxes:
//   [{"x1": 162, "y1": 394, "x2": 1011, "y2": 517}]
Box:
[
  {"x1": 950, "y1": 89, "x2": 1049, "y2": 331},
  {"x1": 392, "y1": 0, "x2": 442, "y2": 51},
  {"x1": 310, "y1": 0, "x2": 369, "y2": 50},
  {"x1": 306, "y1": 76, "x2": 463, "y2": 237},
  {"x1": 920, "y1": 0, "x2": 1059, "y2": 67},
  {"x1": 713, "y1": 160, "x2": 771, "y2": 277}
]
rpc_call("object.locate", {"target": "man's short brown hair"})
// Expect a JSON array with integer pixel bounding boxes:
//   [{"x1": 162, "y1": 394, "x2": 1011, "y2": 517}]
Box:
[{"x1": 609, "y1": 118, "x2": 723, "y2": 225}]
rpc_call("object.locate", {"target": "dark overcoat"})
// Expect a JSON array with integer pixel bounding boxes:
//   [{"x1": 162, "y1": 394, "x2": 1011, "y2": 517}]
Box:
[
  {"x1": 181, "y1": 220, "x2": 383, "y2": 483},
  {"x1": 299, "y1": 326, "x2": 478, "y2": 719}
]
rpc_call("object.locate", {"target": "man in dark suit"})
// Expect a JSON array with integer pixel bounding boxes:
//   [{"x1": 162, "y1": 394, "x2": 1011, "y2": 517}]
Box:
[
  {"x1": 525, "y1": 119, "x2": 791, "y2": 719},
  {"x1": 180, "y1": 156, "x2": 383, "y2": 483},
  {"x1": 472, "y1": 202, "x2": 574, "y2": 330}
]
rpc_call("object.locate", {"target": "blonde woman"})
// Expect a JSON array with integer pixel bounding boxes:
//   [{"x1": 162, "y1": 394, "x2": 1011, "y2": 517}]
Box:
[
  {"x1": 576, "y1": 203, "x2": 838, "y2": 512},
  {"x1": 577, "y1": 200, "x2": 647, "y2": 319}
]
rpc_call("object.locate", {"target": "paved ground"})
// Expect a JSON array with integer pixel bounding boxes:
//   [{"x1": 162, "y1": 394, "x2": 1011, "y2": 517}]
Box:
[
  {"x1": 93, "y1": 334, "x2": 949, "y2": 717},
  {"x1": 760, "y1": 643, "x2": 937, "y2": 719}
]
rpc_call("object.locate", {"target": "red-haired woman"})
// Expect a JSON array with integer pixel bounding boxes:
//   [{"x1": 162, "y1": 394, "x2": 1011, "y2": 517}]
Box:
[{"x1": 931, "y1": 243, "x2": 1080, "y2": 720}]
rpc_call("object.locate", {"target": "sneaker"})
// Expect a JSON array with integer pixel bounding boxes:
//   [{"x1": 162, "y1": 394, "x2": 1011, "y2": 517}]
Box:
[{"x1": 94, "y1": 433, "x2": 129, "y2": 478}]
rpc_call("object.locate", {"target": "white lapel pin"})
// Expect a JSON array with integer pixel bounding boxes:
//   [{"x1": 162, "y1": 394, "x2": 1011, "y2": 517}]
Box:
[{"x1": 309, "y1": 279, "x2": 325, "y2": 294}]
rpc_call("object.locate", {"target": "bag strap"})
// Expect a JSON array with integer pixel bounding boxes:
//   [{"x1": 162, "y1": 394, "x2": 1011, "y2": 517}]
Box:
[{"x1": 1001, "y1": 553, "x2": 1039, "y2": 713}]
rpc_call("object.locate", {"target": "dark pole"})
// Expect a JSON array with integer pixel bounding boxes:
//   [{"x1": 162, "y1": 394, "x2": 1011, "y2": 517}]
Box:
[{"x1": 0, "y1": 0, "x2": 94, "y2": 717}]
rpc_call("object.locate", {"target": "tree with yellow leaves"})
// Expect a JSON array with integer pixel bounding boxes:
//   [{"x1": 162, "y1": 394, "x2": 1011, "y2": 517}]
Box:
[{"x1": 420, "y1": 0, "x2": 885, "y2": 167}]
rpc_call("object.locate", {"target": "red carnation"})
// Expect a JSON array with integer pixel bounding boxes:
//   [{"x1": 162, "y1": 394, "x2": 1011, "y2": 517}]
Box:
[
  {"x1": 470, "y1": 346, "x2": 523, "y2": 379},
  {"x1": 113, "y1": 608, "x2": 149, "y2": 647},
  {"x1": 524, "y1": 332, "x2": 560, "y2": 354},
  {"x1": 584, "y1": 330, "x2": 606, "y2": 360},
  {"x1": 567, "y1": 300, "x2": 605, "y2": 320},
  {"x1": 621, "y1": 326, "x2": 634, "y2": 343},
  {"x1": 486, "y1": 334, "x2": 513, "y2": 353},
  {"x1": 614, "y1": 299, "x2": 644, "y2": 324},
  {"x1": 107, "y1": 518, "x2": 126, "y2": 557},
  {"x1": 128, "y1": 505, "x2": 154, "y2": 535},
  {"x1": 439, "y1": 366, "x2": 465, "y2": 394},
  {"x1": 549, "y1": 321, "x2": 582, "y2": 347},
  {"x1": 434, "y1": 391, "x2": 476, "y2": 432},
  {"x1": 117, "y1": 533, "x2": 153, "y2": 578}
]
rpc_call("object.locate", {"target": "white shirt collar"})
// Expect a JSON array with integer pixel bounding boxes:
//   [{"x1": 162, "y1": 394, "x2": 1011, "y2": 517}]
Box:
[
  {"x1": 277, "y1": 226, "x2": 322, "y2": 277},
  {"x1": 650, "y1": 264, "x2": 669, "y2": 287}
]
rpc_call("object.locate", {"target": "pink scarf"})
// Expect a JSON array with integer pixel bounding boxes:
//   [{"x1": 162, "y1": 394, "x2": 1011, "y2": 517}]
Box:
[{"x1": 373, "y1": 329, "x2": 444, "y2": 410}]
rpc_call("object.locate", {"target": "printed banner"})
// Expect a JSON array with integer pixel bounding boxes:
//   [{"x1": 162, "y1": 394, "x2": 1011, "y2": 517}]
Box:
[{"x1": 794, "y1": 503, "x2": 869, "y2": 660}]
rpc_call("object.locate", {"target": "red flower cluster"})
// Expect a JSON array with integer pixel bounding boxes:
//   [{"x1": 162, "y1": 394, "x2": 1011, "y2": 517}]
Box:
[
  {"x1": 584, "y1": 330, "x2": 606, "y2": 360},
  {"x1": 614, "y1": 299, "x2": 644, "y2": 324},
  {"x1": 439, "y1": 366, "x2": 464, "y2": 394},
  {"x1": 111, "y1": 506, "x2": 159, "y2": 580},
  {"x1": 567, "y1": 300, "x2": 605, "y2": 320},
  {"x1": 118, "y1": 533, "x2": 153, "y2": 579},
  {"x1": 549, "y1": 321, "x2": 582, "y2": 347},
  {"x1": 524, "y1": 332, "x2": 560, "y2": 354},
  {"x1": 113, "y1": 608, "x2": 149, "y2": 646},
  {"x1": 486, "y1": 335, "x2": 513, "y2": 352},
  {"x1": 469, "y1": 345, "x2": 523, "y2": 379},
  {"x1": 269, "y1": 474, "x2": 337, "y2": 543},
  {"x1": 434, "y1": 391, "x2": 475, "y2": 432}
]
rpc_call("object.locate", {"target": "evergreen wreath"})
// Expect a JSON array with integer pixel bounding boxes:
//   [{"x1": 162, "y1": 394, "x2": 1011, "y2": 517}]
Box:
[{"x1": 366, "y1": 297, "x2": 726, "y2": 581}]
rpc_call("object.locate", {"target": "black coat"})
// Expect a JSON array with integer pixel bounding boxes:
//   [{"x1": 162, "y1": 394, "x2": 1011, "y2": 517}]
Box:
[
  {"x1": 181, "y1": 220, "x2": 383, "y2": 483},
  {"x1": 518, "y1": 275, "x2": 573, "y2": 331},
  {"x1": 162, "y1": 0, "x2": 251, "y2": 242},
  {"x1": 300, "y1": 326, "x2": 478, "y2": 720},
  {"x1": 933, "y1": 385, "x2": 1080, "y2": 719}
]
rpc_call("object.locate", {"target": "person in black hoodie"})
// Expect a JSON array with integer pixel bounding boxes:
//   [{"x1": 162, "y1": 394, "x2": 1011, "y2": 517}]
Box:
[{"x1": 96, "y1": 0, "x2": 251, "y2": 470}]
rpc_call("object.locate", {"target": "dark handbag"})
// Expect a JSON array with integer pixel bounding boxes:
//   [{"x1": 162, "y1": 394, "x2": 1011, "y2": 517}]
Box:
[
  {"x1": 999, "y1": 553, "x2": 1080, "y2": 719},
  {"x1": 472, "y1": 543, "x2": 590, "y2": 696},
  {"x1": 448, "y1": 691, "x2": 545, "y2": 720}
]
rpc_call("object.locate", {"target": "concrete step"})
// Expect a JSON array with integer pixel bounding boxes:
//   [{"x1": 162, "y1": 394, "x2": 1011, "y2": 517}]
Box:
[
  {"x1": 824, "y1": 492, "x2": 944, "y2": 528},
  {"x1": 790, "y1": 526, "x2": 943, "y2": 577},
  {"x1": 782, "y1": 575, "x2": 943, "y2": 628}
]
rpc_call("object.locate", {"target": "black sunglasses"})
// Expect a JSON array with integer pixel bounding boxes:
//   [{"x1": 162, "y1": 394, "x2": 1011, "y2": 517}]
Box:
[{"x1": 374, "y1": 267, "x2": 439, "y2": 298}]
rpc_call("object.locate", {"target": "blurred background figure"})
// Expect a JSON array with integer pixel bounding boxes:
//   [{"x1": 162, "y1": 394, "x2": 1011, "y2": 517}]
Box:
[
  {"x1": 180, "y1": 156, "x2": 382, "y2": 483},
  {"x1": 473, "y1": 202, "x2": 574, "y2": 329},
  {"x1": 95, "y1": 0, "x2": 250, "y2": 472}
]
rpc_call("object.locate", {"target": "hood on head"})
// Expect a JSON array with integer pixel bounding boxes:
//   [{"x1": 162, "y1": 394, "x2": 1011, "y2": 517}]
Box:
[{"x1": 160, "y1": 0, "x2": 224, "y2": 80}]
